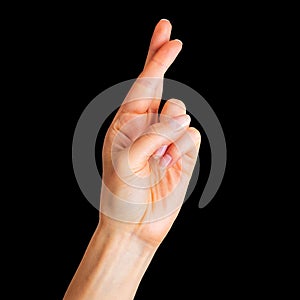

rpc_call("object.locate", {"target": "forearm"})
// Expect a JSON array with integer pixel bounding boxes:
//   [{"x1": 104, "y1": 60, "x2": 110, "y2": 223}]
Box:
[{"x1": 63, "y1": 219, "x2": 157, "y2": 300}]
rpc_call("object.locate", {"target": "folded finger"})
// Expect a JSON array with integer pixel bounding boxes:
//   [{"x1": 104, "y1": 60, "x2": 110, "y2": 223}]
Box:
[
  {"x1": 129, "y1": 114, "x2": 191, "y2": 168},
  {"x1": 160, "y1": 98, "x2": 186, "y2": 122},
  {"x1": 161, "y1": 127, "x2": 201, "y2": 169}
]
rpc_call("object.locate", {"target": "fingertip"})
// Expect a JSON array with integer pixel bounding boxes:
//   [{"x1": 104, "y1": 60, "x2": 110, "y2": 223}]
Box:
[
  {"x1": 156, "y1": 19, "x2": 172, "y2": 33},
  {"x1": 170, "y1": 39, "x2": 183, "y2": 53},
  {"x1": 167, "y1": 39, "x2": 183, "y2": 48},
  {"x1": 159, "y1": 18, "x2": 171, "y2": 25},
  {"x1": 188, "y1": 127, "x2": 201, "y2": 145},
  {"x1": 160, "y1": 39, "x2": 182, "y2": 60},
  {"x1": 174, "y1": 38, "x2": 183, "y2": 45}
]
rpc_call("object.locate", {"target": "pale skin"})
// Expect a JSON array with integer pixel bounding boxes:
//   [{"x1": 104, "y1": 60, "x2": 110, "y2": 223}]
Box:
[{"x1": 63, "y1": 19, "x2": 201, "y2": 300}]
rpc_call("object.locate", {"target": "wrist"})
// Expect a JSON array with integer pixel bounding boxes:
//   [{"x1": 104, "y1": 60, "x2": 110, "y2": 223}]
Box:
[
  {"x1": 97, "y1": 215, "x2": 158, "y2": 253},
  {"x1": 64, "y1": 216, "x2": 157, "y2": 300}
]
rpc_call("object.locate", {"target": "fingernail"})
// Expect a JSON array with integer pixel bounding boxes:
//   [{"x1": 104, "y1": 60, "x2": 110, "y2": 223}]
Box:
[
  {"x1": 174, "y1": 38, "x2": 183, "y2": 45},
  {"x1": 160, "y1": 18, "x2": 170, "y2": 22},
  {"x1": 153, "y1": 145, "x2": 168, "y2": 159},
  {"x1": 172, "y1": 114, "x2": 191, "y2": 129},
  {"x1": 159, "y1": 154, "x2": 172, "y2": 169}
]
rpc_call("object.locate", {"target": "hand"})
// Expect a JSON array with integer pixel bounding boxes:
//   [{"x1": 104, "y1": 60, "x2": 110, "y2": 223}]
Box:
[
  {"x1": 64, "y1": 20, "x2": 201, "y2": 300},
  {"x1": 100, "y1": 19, "x2": 201, "y2": 247}
]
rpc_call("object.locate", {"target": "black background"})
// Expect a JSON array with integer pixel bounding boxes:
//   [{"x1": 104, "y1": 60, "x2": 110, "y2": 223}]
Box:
[{"x1": 14, "y1": 3, "x2": 285, "y2": 299}]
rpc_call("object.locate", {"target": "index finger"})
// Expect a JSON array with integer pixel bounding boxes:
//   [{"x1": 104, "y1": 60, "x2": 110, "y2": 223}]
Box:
[{"x1": 122, "y1": 39, "x2": 183, "y2": 113}]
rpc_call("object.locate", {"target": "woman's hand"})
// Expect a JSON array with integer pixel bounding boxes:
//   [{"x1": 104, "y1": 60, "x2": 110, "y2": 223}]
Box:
[
  {"x1": 100, "y1": 19, "x2": 201, "y2": 247},
  {"x1": 64, "y1": 19, "x2": 201, "y2": 300}
]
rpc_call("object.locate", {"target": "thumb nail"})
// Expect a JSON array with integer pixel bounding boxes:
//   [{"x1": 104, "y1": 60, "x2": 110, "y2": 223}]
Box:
[
  {"x1": 153, "y1": 145, "x2": 168, "y2": 159},
  {"x1": 159, "y1": 154, "x2": 172, "y2": 169}
]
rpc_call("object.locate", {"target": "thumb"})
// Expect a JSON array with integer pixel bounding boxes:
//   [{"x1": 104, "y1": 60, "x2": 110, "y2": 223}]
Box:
[{"x1": 129, "y1": 114, "x2": 191, "y2": 168}]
